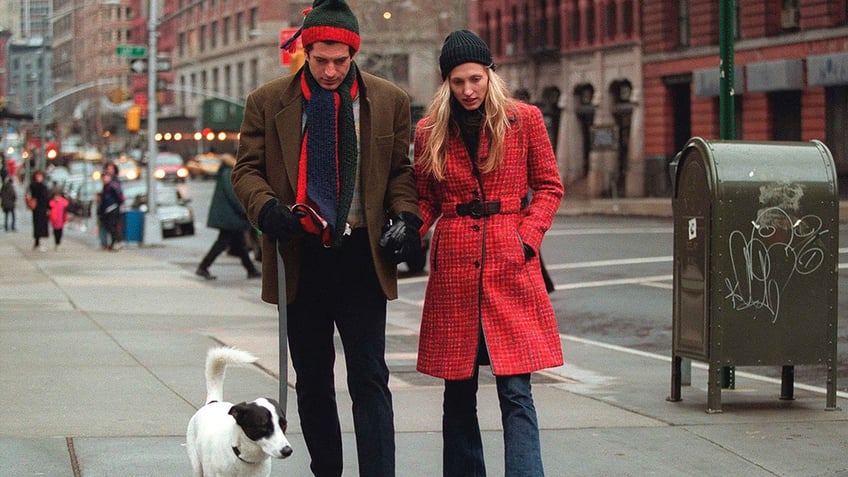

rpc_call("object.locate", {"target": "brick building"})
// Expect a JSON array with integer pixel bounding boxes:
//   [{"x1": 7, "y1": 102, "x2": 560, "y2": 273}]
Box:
[
  {"x1": 643, "y1": 0, "x2": 848, "y2": 197},
  {"x1": 471, "y1": 0, "x2": 643, "y2": 198},
  {"x1": 472, "y1": 1, "x2": 848, "y2": 198}
]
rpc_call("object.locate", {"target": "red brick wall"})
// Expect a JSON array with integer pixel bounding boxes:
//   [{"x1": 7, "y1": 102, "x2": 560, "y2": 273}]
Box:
[
  {"x1": 802, "y1": 88, "x2": 827, "y2": 141},
  {"x1": 691, "y1": 96, "x2": 719, "y2": 139},
  {"x1": 742, "y1": 94, "x2": 770, "y2": 141},
  {"x1": 689, "y1": 1, "x2": 718, "y2": 47},
  {"x1": 642, "y1": 0, "x2": 676, "y2": 53}
]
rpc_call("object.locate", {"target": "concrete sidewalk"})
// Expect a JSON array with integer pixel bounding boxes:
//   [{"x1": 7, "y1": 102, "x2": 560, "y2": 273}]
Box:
[{"x1": 1, "y1": 202, "x2": 846, "y2": 476}]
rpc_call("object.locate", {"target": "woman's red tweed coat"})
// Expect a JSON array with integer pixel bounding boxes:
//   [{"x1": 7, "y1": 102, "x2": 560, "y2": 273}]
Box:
[{"x1": 415, "y1": 101, "x2": 564, "y2": 380}]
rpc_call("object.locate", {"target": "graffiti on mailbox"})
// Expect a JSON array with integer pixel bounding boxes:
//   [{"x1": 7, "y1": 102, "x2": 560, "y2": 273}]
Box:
[{"x1": 723, "y1": 206, "x2": 828, "y2": 323}]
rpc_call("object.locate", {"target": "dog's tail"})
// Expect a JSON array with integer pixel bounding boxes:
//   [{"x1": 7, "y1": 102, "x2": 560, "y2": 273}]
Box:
[{"x1": 204, "y1": 347, "x2": 258, "y2": 404}]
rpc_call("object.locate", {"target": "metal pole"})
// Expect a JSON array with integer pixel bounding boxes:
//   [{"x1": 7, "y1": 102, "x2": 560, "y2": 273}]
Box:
[
  {"x1": 144, "y1": 0, "x2": 163, "y2": 246},
  {"x1": 719, "y1": 0, "x2": 736, "y2": 389},
  {"x1": 719, "y1": 0, "x2": 735, "y2": 141}
]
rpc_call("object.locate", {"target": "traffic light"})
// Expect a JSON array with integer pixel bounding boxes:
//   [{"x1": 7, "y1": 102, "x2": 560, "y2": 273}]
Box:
[
  {"x1": 127, "y1": 106, "x2": 141, "y2": 132},
  {"x1": 45, "y1": 142, "x2": 59, "y2": 161}
]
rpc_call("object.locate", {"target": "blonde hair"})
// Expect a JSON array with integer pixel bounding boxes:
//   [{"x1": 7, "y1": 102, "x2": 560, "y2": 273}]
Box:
[{"x1": 418, "y1": 68, "x2": 515, "y2": 181}]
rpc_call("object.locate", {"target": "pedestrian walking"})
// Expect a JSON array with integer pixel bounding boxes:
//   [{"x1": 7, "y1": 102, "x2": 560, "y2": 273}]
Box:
[
  {"x1": 97, "y1": 161, "x2": 120, "y2": 249},
  {"x1": 26, "y1": 170, "x2": 51, "y2": 251},
  {"x1": 48, "y1": 189, "x2": 70, "y2": 250},
  {"x1": 97, "y1": 171, "x2": 124, "y2": 251},
  {"x1": 413, "y1": 30, "x2": 564, "y2": 476},
  {"x1": 231, "y1": 1, "x2": 421, "y2": 474},
  {"x1": 196, "y1": 152, "x2": 261, "y2": 280},
  {"x1": 1, "y1": 176, "x2": 16, "y2": 231}
]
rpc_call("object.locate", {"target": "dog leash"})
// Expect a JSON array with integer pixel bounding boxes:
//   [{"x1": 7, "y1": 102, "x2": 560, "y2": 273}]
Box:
[{"x1": 276, "y1": 245, "x2": 288, "y2": 413}]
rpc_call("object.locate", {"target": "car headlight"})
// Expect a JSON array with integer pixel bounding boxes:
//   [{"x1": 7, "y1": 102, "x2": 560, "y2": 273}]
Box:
[
  {"x1": 177, "y1": 167, "x2": 189, "y2": 178},
  {"x1": 154, "y1": 169, "x2": 166, "y2": 179}
]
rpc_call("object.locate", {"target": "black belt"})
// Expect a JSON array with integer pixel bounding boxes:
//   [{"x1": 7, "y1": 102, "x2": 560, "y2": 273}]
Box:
[{"x1": 455, "y1": 199, "x2": 501, "y2": 218}]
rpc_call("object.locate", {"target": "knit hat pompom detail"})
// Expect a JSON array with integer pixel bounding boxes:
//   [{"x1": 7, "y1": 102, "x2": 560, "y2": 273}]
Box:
[
  {"x1": 439, "y1": 29, "x2": 494, "y2": 80},
  {"x1": 299, "y1": 0, "x2": 360, "y2": 52}
]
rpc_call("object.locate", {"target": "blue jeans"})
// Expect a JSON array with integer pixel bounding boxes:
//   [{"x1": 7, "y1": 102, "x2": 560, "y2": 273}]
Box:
[
  {"x1": 287, "y1": 230, "x2": 395, "y2": 477},
  {"x1": 443, "y1": 370, "x2": 543, "y2": 477}
]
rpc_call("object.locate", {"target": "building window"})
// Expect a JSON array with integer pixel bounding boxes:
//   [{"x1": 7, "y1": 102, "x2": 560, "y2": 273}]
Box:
[
  {"x1": 509, "y1": 6, "x2": 518, "y2": 55},
  {"x1": 781, "y1": 0, "x2": 800, "y2": 30},
  {"x1": 211, "y1": 21, "x2": 218, "y2": 49},
  {"x1": 607, "y1": 0, "x2": 617, "y2": 39},
  {"x1": 223, "y1": 16, "x2": 230, "y2": 46},
  {"x1": 200, "y1": 24, "x2": 207, "y2": 52},
  {"x1": 570, "y1": 0, "x2": 580, "y2": 44},
  {"x1": 586, "y1": 1, "x2": 595, "y2": 44},
  {"x1": 224, "y1": 64, "x2": 231, "y2": 97},
  {"x1": 237, "y1": 61, "x2": 245, "y2": 97},
  {"x1": 358, "y1": 53, "x2": 409, "y2": 84},
  {"x1": 623, "y1": 0, "x2": 633, "y2": 36},
  {"x1": 249, "y1": 7, "x2": 257, "y2": 32},
  {"x1": 250, "y1": 58, "x2": 258, "y2": 91},
  {"x1": 552, "y1": 0, "x2": 562, "y2": 48},
  {"x1": 678, "y1": 0, "x2": 690, "y2": 47},
  {"x1": 537, "y1": 0, "x2": 547, "y2": 49},
  {"x1": 236, "y1": 12, "x2": 244, "y2": 42}
]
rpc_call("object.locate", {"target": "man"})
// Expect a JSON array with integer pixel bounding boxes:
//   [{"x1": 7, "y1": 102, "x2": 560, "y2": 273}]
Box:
[{"x1": 231, "y1": 1, "x2": 421, "y2": 475}]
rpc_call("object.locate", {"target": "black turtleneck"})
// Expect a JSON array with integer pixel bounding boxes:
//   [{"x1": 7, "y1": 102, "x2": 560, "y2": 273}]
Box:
[{"x1": 452, "y1": 98, "x2": 485, "y2": 163}]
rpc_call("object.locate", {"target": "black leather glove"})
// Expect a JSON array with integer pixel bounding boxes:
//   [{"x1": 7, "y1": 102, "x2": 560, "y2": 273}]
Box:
[
  {"x1": 258, "y1": 199, "x2": 302, "y2": 243},
  {"x1": 379, "y1": 211, "x2": 423, "y2": 265}
]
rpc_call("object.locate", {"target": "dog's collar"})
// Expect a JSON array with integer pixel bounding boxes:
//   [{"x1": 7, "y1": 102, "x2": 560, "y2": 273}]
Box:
[{"x1": 232, "y1": 446, "x2": 260, "y2": 465}]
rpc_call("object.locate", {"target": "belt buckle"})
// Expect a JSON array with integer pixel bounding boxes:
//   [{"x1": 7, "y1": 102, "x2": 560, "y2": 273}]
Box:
[{"x1": 468, "y1": 199, "x2": 483, "y2": 218}]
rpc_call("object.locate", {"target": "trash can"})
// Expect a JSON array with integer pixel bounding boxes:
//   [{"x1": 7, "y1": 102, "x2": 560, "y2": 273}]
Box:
[
  {"x1": 124, "y1": 209, "x2": 144, "y2": 243},
  {"x1": 668, "y1": 137, "x2": 839, "y2": 413}
]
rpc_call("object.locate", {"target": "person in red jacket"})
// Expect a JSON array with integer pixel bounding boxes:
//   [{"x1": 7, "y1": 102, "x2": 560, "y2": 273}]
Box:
[
  {"x1": 48, "y1": 189, "x2": 70, "y2": 250},
  {"x1": 414, "y1": 30, "x2": 564, "y2": 477}
]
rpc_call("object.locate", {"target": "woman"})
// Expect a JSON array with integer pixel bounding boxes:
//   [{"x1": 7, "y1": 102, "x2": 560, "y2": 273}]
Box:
[
  {"x1": 26, "y1": 170, "x2": 51, "y2": 251},
  {"x1": 414, "y1": 30, "x2": 564, "y2": 476},
  {"x1": 195, "y1": 153, "x2": 261, "y2": 280},
  {"x1": 97, "y1": 172, "x2": 124, "y2": 251}
]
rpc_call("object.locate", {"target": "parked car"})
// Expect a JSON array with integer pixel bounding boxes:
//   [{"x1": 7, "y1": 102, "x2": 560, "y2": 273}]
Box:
[
  {"x1": 152, "y1": 152, "x2": 189, "y2": 182},
  {"x1": 186, "y1": 153, "x2": 221, "y2": 180},
  {"x1": 121, "y1": 181, "x2": 195, "y2": 238},
  {"x1": 114, "y1": 155, "x2": 142, "y2": 182}
]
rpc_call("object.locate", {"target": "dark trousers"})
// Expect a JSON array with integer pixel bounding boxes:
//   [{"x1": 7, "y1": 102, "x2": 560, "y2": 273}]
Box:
[
  {"x1": 101, "y1": 210, "x2": 122, "y2": 246},
  {"x1": 287, "y1": 229, "x2": 395, "y2": 477},
  {"x1": 53, "y1": 227, "x2": 63, "y2": 246},
  {"x1": 3, "y1": 209, "x2": 14, "y2": 231},
  {"x1": 199, "y1": 229, "x2": 256, "y2": 273}
]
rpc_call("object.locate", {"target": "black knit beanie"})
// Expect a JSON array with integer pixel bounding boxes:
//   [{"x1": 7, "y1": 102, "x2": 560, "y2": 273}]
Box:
[{"x1": 439, "y1": 30, "x2": 494, "y2": 80}]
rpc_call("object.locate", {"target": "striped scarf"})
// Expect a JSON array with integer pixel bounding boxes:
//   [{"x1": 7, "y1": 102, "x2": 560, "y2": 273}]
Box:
[{"x1": 296, "y1": 64, "x2": 359, "y2": 246}]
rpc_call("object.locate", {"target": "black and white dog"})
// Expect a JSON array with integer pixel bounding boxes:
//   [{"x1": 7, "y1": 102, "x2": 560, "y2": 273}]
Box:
[{"x1": 186, "y1": 347, "x2": 292, "y2": 477}]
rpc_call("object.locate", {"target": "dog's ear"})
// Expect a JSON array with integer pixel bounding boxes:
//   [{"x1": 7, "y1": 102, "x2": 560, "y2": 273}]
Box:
[{"x1": 228, "y1": 402, "x2": 249, "y2": 422}]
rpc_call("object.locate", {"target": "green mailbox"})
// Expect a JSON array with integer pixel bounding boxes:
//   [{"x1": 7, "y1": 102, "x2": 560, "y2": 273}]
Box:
[{"x1": 669, "y1": 137, "x2": 839, "y2": 413}]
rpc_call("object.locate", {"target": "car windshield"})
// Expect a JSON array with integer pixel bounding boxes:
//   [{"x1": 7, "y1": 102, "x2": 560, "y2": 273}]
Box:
[{"x1": 121, "y1": 183, "x2": 181, "y2": 206}]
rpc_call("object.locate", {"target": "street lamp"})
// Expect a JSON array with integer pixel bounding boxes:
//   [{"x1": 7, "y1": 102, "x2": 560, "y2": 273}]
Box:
[
  {"x1": 143, "y1": 0, "x2": 163, "y2": 246},
  {"x1": 143, "y1": 0, "x2": 204, "y2": 246}
]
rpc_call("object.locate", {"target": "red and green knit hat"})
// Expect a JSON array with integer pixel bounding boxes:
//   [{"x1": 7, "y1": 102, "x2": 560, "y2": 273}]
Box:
[{"x1": 281, "y1": 0, "x2": 360, "y2": 54}]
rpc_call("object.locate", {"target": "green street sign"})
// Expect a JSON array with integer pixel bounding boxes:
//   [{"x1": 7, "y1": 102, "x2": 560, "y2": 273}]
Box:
[{"x1": 116, "y1": 45, "x2": 147, "y2": 58}]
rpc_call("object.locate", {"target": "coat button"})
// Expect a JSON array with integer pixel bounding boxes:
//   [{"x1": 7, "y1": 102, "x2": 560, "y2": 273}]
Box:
[
  {"x1": 471, "y1": 225, "x2": 480, "y2": 232},
  {"x1": 473, "y1": 261, "x2": 480, "y2": 268}
]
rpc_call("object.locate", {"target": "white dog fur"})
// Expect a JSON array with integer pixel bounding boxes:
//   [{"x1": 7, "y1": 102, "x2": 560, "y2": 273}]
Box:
[{"x1": 186, "y1": 347, "x2": 292, "y2": 476}]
